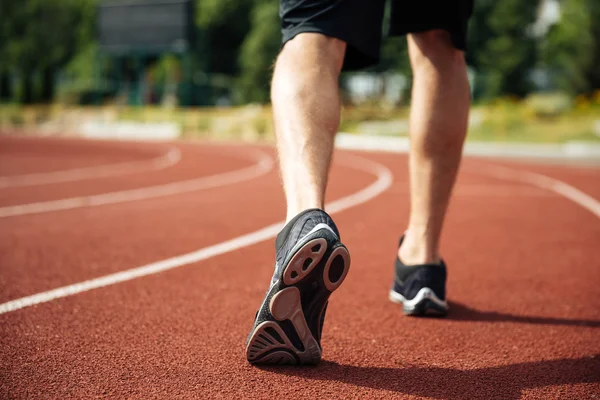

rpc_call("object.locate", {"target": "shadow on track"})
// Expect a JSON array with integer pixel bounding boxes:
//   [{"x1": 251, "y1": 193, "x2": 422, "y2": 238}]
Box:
[
  {"x1": 260, "y1": 355, "x2": 600, "y2": 399},
  {"x1": 445, "y1": 301, "x2": 600, "y2": 328}
]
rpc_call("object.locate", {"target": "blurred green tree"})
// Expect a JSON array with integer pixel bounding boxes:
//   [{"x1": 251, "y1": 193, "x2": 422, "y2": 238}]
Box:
[
  {"x1": 585, "y1": 0, "x2": 600, "y2": 93},
  {"x1": 196, "y1": 0, "x2": 256, "y2": 77},
  {"x1": 540, "y1": 0, "x2": 593, "y2": 95},
  {"x1": 0, "y1": 0, "x2": 14, "y2": 100},
  {"x1": 467, "y1": 0, "x2": 541, "y2": 99},
  {"x1": 1, "y1": 0, "x2": 94, "y2": 103},
  {"x1": 236, "y1": 1, "x2": 281, "y2": 104},
  {"x1": 3, "y1": 0, "x2": 597, "y2": 105}
]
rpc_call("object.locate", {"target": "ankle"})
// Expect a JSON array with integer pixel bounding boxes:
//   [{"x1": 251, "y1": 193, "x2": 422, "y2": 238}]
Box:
[{"x1": 398, "y1": 231, "x2": 441, "y2": 265}]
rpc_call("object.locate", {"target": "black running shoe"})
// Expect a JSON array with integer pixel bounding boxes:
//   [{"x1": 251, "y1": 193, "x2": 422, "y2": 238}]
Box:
[
  {"x1": 389, "y1": 235, "x2": 449, "y2": 316},
  {"x1": 245, "y1": 208, "x2": 350, "y2": 365}
]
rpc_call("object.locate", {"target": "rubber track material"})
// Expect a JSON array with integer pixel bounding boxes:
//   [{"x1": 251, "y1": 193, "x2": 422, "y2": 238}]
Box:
[{"x1": 1, "y1": 137, "x2": 599, "y2": 399}]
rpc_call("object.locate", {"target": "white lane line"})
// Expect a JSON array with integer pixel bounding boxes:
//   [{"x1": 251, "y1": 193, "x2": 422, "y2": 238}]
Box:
[
  {"x1": 335, "y1": 134, "x2": 600, "y2": 218},
  {"x1": 478, "y1": 164, "x2": 600, "y2": 219},
  {"x1": 0, "y1": 146, "x2": 182, "y2": 188},
  {"x1": 0, "y1": 153, "x2": 393, "y2": 315},
  {"x1": 0, "y1": 149, "x2": 274, "y2": 218},
  {"x1": 389, "y1": 183, "x2": 555, "y2": 197}
]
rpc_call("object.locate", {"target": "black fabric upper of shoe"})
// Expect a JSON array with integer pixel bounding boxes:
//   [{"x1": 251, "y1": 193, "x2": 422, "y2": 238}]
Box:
[
  {"x1": 394, "y1": 260, "x2": 447, "y2": 301},
  {"x1": 393, "y1": 235, "x2": 447, "y2": 301},
  {"x1": 274, "y1": 208, "x2": 340, "y2": 269}
]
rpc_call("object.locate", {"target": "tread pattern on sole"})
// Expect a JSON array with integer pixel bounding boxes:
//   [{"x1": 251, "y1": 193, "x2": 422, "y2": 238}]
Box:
[
  {"x1": 246, "y1": 289, "x2": 322, "y2": 365},
  {"x1": 283, "y1": 238, "x2": 327, "y2": 286},
  {"x1": 246, "y1": 321, "x2": 301, "y2": 364},
  {"x1": 323, "y1": 247, "x2": 350, "y2": 292},
  {"x1": 247, "y1": 238, "x2": 350, "y2": 365}
]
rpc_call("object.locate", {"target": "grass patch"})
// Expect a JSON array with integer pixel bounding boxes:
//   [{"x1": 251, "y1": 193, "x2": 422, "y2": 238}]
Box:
[
  {"x1": 2, "y1": 94, "x2": 599, "y2": 144},
  {"x1": 465, "y1": 96, "x2": 600, "y2": 143},
  {"x1": 468, "y1": 113, "x2": 600, "y2": 143}
]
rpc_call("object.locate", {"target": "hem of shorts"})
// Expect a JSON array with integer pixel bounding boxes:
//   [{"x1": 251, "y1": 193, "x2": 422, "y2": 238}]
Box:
[
  {"x1": 281, "y1": 24, "x2": 380, "y2": 71},
  {"x1": 388, "y1": 25, "x2": 467, "y2": 51}
]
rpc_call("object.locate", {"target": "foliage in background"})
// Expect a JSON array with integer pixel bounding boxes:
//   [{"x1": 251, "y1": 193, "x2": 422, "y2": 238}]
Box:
[
  {"x1": 467, "y1": 0, "x2": 541, "y2": 99},
  {"x1": 584, "y1": 0, "x2": 600, "y2": 93},
  {"x1": 1, "y1": 0, "x2": 600, "y2": 106},
  {"x1": 58, "y1": 43, "x2": 98, "y2": 103},
  {"x1": 236, "y1": 1, "x2": 281, "y2": 104},
  {"x1": 195, "y1": 0, "x2": 256, "y2": 77},
  {"x1": 0, "y1": 0, "x2": 95, "y2": 103},
  {"x1": 540, "y1": 0, "x2": 593, "y2": 95}
]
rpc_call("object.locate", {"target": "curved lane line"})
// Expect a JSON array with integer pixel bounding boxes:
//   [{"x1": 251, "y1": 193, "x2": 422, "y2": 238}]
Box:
[
  {"x1": 0, "y1": 149, "x2": 273, "y2": 218},
  {"x1": 0, "y1": 152, "x2": 393, "y2": 314},
  {"x1": 393, "y1": 183, "x2": 555, "y2": 197},
  {"x1": 0, "y1": 146, "x2": 182, "y2": 188},
  {"x1": 476, "y1": 164, "x2": 600, "y2": 220}
]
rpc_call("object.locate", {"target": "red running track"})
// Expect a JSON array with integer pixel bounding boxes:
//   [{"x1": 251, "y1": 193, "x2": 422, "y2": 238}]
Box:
[{"x1": 0, "y1": 135, "x2": 599, "y2": 399}]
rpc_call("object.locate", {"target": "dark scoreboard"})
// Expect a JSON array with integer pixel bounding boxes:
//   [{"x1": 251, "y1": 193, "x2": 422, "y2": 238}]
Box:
[{"x1": 97, "y1": 0, "x2": 194, "y2": 54}]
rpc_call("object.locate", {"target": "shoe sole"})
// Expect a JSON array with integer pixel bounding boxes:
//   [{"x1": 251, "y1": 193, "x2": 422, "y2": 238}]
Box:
[
  {"x1": 246, "y1": 236, "x2": 350, "y2": 365},
  {"x1": 389, "y1": 287, "x2": 448, "y2": 317}
]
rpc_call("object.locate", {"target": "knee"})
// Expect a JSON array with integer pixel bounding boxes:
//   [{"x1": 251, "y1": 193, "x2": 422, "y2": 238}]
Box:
[
  {"x1": 408, "y1": 30, "x2": 465, "y2": 72},
  {"x1": 278, "y1": 33, "x2": 346, "y2": 75}
]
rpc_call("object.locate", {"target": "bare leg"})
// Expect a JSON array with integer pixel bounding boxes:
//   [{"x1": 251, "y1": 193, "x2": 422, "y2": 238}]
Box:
[
  {"x1": 271, "y1": 33, "x2": 346, "y2": 222},
  {"x1": 399, "y1": 30, "x2": 470, "y2": 265}
]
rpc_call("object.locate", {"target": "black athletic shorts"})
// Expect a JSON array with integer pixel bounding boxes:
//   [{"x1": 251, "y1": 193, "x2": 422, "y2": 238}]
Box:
[{"x1": 280, "y1": 0, "x2": 474, "y2": 71}]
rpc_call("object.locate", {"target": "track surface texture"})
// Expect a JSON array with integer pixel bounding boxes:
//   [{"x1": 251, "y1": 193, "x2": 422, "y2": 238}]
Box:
[{"x1": 1, "y1": 135, "x2": 599, "y2": 399}]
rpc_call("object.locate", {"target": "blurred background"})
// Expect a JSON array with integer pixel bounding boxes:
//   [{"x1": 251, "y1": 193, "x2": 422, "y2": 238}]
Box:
[{"x1": 0, "y1": 0, "x2": 599, "y2": 144}]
